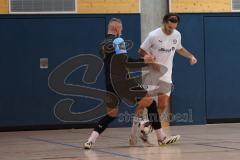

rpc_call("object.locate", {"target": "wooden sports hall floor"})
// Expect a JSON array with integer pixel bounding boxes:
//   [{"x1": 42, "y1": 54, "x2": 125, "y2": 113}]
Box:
[{"x1": 1, "y1": 123, "x2": 240, "y2": 160}]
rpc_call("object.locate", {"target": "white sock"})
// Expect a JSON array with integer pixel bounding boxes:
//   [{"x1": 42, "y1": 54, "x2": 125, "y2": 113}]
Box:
[
  {"x1": 155, "y1": 128, "x2": 166, "y2": 141},
  {"x1": 87, "y1": 131, "x2": 99, "y2": 143},
  {"x1": 130, "y1": 116, "x2": 141, "y2": 137}
]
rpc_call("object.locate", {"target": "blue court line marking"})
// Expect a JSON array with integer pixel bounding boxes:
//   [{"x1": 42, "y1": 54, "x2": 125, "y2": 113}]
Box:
[
  {"x1": 194, "y1": 143, "x2": 240, "y2": 150},
  {"x1": 183, "y1": 135, "x2": 240, "y2": 144},
  {"x1": 26, "y1": 137, "x2": 144, "y2": 160}
]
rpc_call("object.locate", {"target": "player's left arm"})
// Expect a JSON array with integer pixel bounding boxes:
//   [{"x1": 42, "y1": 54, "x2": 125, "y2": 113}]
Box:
[{"x1": 176, "y1": 47, "x2": 197, "y2": 65}]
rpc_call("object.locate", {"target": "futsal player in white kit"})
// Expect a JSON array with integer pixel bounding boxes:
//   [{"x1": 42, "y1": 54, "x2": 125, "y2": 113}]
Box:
[{"x1": 130, "y1": 13, "x2": 198, "y2": 145}]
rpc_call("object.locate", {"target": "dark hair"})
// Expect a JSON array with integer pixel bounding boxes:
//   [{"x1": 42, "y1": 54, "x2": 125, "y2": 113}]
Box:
[{"x1": 163, "y1": 13, "x2": 180, "y2": 24}]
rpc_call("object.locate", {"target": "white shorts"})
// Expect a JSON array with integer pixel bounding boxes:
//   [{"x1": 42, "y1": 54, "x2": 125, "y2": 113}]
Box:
[{"x1": 142, "y1": 67, "x2": 172, "y2": 97}]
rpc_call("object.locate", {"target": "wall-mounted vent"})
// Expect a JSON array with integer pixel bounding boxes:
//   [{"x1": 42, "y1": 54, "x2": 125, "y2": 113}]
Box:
[
  {"x1": 9, "y1": 0, "x2": 76, "y2": 14},
  {"x1": 232, "y1": 0, "x2": 240, "y2": 11}
]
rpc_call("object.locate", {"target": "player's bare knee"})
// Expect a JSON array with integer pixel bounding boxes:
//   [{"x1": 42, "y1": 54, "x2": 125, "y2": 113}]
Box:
[
  {"x1": 137, "y1": 97, "x2": 148, "y2": 107},
  {"x1": 107, "y1": 107, "x2": 119, "y2": 117},
  {"x1": 139, "y1": 97, "x2": 153, "y2": 107},
  {"x1": 135, "y1": 105, "x2": 144, "y2": 117},
  {"x1": 158, "y1": 97, "x2": 170, "y2": 111},
  {"x1": 158, "y1": 102, "x2": 167, "y2": 112}
]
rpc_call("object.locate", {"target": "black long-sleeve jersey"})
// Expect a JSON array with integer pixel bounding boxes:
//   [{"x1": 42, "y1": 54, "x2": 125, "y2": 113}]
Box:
[{"x1": 99, "y1": 34, "x2": 147, "y2": 102}]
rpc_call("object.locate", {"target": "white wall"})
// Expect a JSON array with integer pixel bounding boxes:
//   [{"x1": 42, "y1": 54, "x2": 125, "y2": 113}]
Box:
[{"x1": 140, "y1": 0, "x2": 168, "y2": 41}]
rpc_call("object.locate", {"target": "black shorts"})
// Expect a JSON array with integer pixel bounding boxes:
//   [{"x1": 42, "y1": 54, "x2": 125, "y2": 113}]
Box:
[
  {"x1": 105, "y1": 83, "x2": 121, "y2": 109},
  {"x1": 105, "y1": 81, "x2": 147, "y2": 106}
]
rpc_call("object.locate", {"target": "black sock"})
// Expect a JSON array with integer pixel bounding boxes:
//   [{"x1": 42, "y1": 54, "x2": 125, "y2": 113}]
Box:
[
  {"x1": 94, "y1": 115, "x2": 116, "y2": 134},
  {"x1": 147, "y1": 100, "x2": 162, "y2": 130}
]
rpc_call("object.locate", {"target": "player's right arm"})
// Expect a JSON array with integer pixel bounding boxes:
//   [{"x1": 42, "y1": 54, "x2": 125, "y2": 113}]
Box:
[
  {"x1": 139, "y1": 33, "x2": 156, "y2": 63},
  {"x1": 138, "y1": 48, "x2": 149, "y2": 58},
  {"x1": 139, "y1": 34, "x2": 160, "y2": 70}
]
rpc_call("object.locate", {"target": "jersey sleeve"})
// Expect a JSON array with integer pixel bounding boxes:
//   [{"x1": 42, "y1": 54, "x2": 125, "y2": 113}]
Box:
[
  {"x1": 176, "y1": 33, "x2": 183, "y2": 50},
  {"x1": 113, "y1": 37, "x2": 127, "y2": 54},
  {"x1": 140, "y1": 33, "x2": 153, "y2": 53}
]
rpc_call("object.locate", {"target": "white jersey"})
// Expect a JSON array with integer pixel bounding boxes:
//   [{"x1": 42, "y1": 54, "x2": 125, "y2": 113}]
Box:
[{"x1": 140, "y1": 28, "x2": 183, "y2": 83}]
